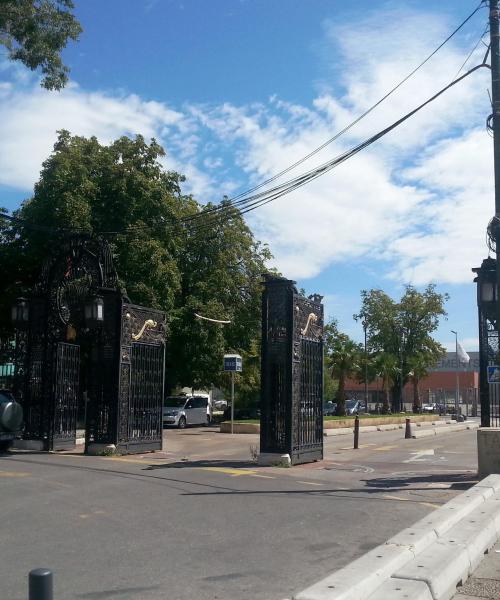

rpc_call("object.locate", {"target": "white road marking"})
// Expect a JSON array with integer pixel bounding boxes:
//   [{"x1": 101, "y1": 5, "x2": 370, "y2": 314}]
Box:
[{"x1": 403, "y1": 449, "x2": 435, "y2": 463}]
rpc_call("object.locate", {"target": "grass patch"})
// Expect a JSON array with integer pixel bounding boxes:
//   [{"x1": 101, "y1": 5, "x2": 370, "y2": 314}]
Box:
[
  {"x1": 324, "y1": 413, "x2": 407, "y2": 421},
  {"x1": 222, "y1": 419, "x2": 260, "y2": 424}
]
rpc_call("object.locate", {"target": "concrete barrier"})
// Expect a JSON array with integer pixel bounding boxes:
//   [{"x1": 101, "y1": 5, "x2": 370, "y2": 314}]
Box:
[
  {"x1": 292, "y1": 475, "x2": 500, "y2": 600},
  {"x1": 219, "y1": 422, "x2": 259, "y2": 434},
  {"x1": 366, "y1": 578, "x2": 433, "y2": 600},
  {"x1": 393, "y1": 541, "x2": 470, "y2": 600},
  {"x1": 295, "y1": 544, "x2": 413, "y2": 600},
  {"x1": 377, "y1": 424, "x2": 399, "y2": 431},
  {"x1": 323, "y1": 428, "x2": 353, "y2": 437},
  {"x1": 477, "y1": 428, "x2": 500, "y2": 477}
]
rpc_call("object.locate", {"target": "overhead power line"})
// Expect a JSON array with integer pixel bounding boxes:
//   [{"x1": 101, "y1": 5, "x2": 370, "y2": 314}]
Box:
[{"x1": 0, "y1": 3, "x2": 488, "y2": 240}]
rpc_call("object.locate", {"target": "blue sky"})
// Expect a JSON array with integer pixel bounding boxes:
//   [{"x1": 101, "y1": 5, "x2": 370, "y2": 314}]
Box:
[{"x1": 0, "y1": 0, "x2": 493, "y2": 350}]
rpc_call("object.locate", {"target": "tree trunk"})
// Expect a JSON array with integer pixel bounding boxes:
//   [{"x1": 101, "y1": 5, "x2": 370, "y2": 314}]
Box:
[
  {"x1": 382, "y1": 380, "x2": 390, "y2": 414},
  {"x1": 336, "y1": 374, "x2": 346, "y2": 416},
  {"x1": 412, "y1": 378, "x2": 421, "y2": 413}
]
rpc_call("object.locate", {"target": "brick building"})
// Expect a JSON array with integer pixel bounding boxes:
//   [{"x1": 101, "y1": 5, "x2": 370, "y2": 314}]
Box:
[{"x1": 345, "y1": 352, "x2": 479, "y2": 414}]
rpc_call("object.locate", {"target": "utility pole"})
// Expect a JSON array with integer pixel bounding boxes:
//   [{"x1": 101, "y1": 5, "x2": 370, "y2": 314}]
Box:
[{"x1": 490, "y1": 1, "x2": 500, "y2": 325}]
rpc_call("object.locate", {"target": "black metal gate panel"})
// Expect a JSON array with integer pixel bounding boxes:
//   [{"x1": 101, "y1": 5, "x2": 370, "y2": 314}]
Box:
[
  {"x1": 51, "y1": 342, "x2": 80, "y2": 450},
  {"x1": 129, "y1": 342, "x2": 163, "y2": 446},
  {"x1": 117, "y1": 303, "x2": 166, "y2": 453},
  {"x1": 261, "y1": 276, "x2": 323, "y2": 465}
]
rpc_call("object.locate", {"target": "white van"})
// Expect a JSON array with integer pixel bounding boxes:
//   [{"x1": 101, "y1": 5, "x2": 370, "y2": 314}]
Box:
[{"x1": 163, "y1": 395, "x2": 210, "y2": 428}]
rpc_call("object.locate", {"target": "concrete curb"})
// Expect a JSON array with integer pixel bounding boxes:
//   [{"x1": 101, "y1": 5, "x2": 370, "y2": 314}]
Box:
[
  {"x1": 411, "y1": 422, "x2": 478, "y2": 439},
  {"x1": 292, "y1": 475, "x2": 500, "y2": 600},
  {"x1": 322, "y1": 421, "x2": 478, "y2": 438}
]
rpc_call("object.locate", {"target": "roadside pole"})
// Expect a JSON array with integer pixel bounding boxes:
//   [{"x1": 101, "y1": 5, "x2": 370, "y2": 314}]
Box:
[
  {"x1": 231, "y1": 370, "x2": 235, "y2": 435},
  {"x1": 490, "y1": 1, "x2": 500, "y2": 328},
  {"x1": 223, "y1": 354, "x2": 242, "y2": 435},
  {"x1": 452, "y1": 330, "x2": 460, "y2": 418}
]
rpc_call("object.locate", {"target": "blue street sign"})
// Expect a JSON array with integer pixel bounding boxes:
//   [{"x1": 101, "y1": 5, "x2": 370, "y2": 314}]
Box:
[
  {"x1": 488, "y1": 365, "x2": 500, "y2": 384},
  {"x1": 223, "y1": 354, "x2": 242, "y2": 372}
]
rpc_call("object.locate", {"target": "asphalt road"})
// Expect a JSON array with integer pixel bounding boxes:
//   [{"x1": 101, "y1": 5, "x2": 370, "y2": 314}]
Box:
[{"x1": 0, "y1": 424, "x2": 480, "y2": 600}]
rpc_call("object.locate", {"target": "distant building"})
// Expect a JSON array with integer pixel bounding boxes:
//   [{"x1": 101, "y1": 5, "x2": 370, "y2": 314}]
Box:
[{"x1": 345, "y1": 352, "x2": 479, "y2": 414}]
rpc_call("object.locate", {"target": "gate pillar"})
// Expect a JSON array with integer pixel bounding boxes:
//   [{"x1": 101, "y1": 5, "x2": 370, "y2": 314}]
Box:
[{"x1": 259, "y1": 276, "x2": 324, "y2": 466}]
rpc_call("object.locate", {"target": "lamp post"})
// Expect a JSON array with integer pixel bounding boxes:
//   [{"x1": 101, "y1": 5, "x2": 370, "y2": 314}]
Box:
[
  {"x1": 363, "y1": 320, "x2": 368, "y2": 413},
  {"x1": 11, "y1": 298, "x2": 29, "y2": 329},
  {"x1": 399, "y1": 327, "x2": 406, "y2": 413},
  {"x1": 451, "y1": 330, "x2": 460, "y2": 419},
  {"x1": 84, "y1": 296, "x2": 104, "y2": 329},
  {"x1": 473, "y1": 257, "x2": 497, "y2": 427}
]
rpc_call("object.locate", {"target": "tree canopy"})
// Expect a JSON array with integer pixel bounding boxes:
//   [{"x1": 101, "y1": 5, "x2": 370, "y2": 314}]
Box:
[
  {"x1": 0, "y1": 0, "x2": 82, "y2": 89},
  {"x1": 324, "y1": 319, "x2": 363, "y2": 416},
  {"x1": 0, "y1": 131, "x2": 271, "y2": 391},
  {"x1": 355, "y1": 285, "x2": 448, "y2": 411}
]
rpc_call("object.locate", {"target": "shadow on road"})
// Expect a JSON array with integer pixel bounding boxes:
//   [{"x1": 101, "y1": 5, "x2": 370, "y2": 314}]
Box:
[
  {"x1": 144, "y1": 458, "x2": 257, "y2": 470},
  {"x1": 361, "y1": 471, "x2": 478, "y2": 491}
]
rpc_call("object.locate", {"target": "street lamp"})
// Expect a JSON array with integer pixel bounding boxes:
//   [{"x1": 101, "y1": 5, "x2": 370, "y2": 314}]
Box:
[
  {"x1": 11, "y1": 297, "x2": 29, "y2": 329},
  {"x1": 472, "y1": 257, "x2": 497, "y2": 427},
  {"x1": 451, "y1": 330, "x2": 460, "y2": 420},
  {"x1": 362, "y1": 320, "x2": 368, "y2": 413},
  {"x1": 399, "y1": 327, "x2": 406, "y2": 413},
  {"x1": 84, "y1": 296, "x2": 104, "y2": 328}
]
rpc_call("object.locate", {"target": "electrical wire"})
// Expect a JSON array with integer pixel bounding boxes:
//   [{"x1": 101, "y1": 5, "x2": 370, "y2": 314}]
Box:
[
  {"x1": 0, "y1": 1, "x2": 489, "y2": 242},
  {"x1": 172, "y1": 0, "x2": 489, "y2": 228}
]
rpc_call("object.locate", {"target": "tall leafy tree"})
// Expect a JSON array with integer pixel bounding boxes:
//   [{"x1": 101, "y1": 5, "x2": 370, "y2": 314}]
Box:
[
  {"x1": 374, "y1": 352, "x2": 399, "y2": 413},
  {"x1": 0, "y1": 0, "x2": 82, "y2": 89},
  {"x1": 324, "y1": 320, "x2": 363, "y2": 416},
  {"x1": 0, "y1": 131, "x2": 270, "y2": 391},
  {"x1": 355, "y1": 285, "x2": 447, "y2": 412}
]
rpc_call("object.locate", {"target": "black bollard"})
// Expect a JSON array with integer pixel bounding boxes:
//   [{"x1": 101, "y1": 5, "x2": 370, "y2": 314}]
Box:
[
  {"x1": 29, "y1": 568, "x2": 53, "y2": 600},
  {"x1": 354, "y1": 415, "x2": 359, "y2": 449},
  {"x1": 405, "y1": 418, "x2": 412, "y2": 439}
]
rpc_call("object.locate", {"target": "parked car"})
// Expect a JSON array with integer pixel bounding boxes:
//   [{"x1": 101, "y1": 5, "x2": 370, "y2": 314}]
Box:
[
  {"x1": 323, "y1": 401, "x2": 337, "y2": 416},
  {"x1": 163, "y1": 395, "x2": 210, "y2": 428},
  {"x1": 0, "y1": 389, "x2": 23, "y2": 452},
  {"x1": 422, "y1": 403, "x2": 437, "y2": 413},
  {"x1": 345, "y1": 399, "x2": 364, "y2": 415}
]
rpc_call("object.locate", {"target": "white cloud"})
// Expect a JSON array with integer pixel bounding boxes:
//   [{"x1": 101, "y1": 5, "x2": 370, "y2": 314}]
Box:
[{"x1": 0, "y1": 4, "x2": 492, "y2": 288}]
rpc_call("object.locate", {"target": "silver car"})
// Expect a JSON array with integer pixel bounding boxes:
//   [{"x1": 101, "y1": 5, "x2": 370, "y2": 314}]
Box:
[{"x1": 163, "y1": 395, "x2": 210, "y2": 428}]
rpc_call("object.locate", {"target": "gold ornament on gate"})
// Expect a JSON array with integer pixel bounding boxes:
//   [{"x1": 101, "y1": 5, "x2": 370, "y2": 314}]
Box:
[{"x1": 132, "y1": 319, "x2": 157, "y2": 341}]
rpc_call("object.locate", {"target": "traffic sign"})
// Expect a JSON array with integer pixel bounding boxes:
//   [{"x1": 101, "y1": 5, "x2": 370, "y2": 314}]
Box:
[{"x1": 223, "y1": 354, "x2": 242, "y2": 372}]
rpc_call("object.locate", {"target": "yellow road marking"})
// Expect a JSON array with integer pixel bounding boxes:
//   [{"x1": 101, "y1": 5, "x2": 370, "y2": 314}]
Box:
[
  {"x1": 373, "y1": 445, "x2": 398, "y2": 451},
  {"x1": 0, "y1": 470, "x2": 30, "y2": 477},
  {"x1": 297, "y1": 480, "x2": 324, "y2": 486},
  {"x1": 200, "y1": 467, "x2": 257, "y2": 477},
  {"x1": 419, "y1": 502, "x2": 441, "y2": 509},
  {"x1": 383, "y1": 494, "x2": 410, "y2": 502},
  {"x1": 340, "y1": 443, "x2": 376, "y2": 450},
  {"x1": 99, "y1": 456, "x2": 160, "y2": 465}
]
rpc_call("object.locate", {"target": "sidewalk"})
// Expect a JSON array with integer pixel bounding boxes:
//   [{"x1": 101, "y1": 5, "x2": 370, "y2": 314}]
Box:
[{"x1": 453, "y1": 540, "x2": 500, "y2": 599}]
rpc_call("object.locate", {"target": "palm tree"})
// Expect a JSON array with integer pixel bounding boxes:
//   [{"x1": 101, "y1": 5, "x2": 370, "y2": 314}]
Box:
[
  {"x1": 375, "y1": 352, "x2": 399, "y2": 414},
  {"x1": 328, "y1": 334, "x2": 362, "y2": 416},
  {"x1": 407, "y1": 353, "x2": 430, "y2": 413}
]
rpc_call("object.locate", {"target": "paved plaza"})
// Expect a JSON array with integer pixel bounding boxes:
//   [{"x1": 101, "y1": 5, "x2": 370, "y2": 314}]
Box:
[{"x1": 0, "y1": 424, "x2": 483, "y2": 600}]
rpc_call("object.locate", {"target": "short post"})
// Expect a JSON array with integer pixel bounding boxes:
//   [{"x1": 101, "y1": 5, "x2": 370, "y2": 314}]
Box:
[
  {"x1": 29, "y1": 568, "x2": 53, "y2": 600},
  {"x1": 405, "y1": 417, "x2": 412, "y2": 439},
  {"x1": 354, "y1": 415, "x2": 359, "y2": 449}
]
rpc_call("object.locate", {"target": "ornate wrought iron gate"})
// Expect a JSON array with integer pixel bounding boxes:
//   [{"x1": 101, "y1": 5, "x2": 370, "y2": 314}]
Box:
[
  {"x1": 260, "y1": 276, "x2": 324, "y2": 465},
  {"x1": 13, "y1": 237, "x2": 166, "y2": 454},
  {"x1": 52, "y1": 342, "x2": 80, "y2": 450}
]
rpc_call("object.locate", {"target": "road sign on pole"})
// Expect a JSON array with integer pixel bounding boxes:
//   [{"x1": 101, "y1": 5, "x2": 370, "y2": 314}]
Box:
[
  {"x1": 223, "y1": 354, "x2": 242, "y2": 434},
  {"x1": 223, "y1": 354, "x2": 242, "y2": 372}
]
